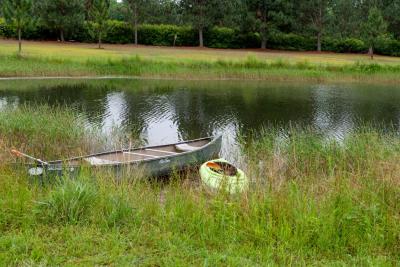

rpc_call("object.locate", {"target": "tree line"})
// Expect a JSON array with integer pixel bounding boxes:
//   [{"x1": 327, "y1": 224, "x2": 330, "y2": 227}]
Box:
[{"x1": 1, "y1": 0, "x2": 398, "y2": 58}]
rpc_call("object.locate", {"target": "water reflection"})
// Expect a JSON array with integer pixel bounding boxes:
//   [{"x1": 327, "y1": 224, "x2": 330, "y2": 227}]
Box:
[
  {"x1": 102, "y1": 92, "x2": 128, "y2": 131},
  {"x1": 0, "y1": 79, "x2": 399, "y2": 159},
  {"x1": 312, "y1": 84, "x2": 355, "y2": 142}
]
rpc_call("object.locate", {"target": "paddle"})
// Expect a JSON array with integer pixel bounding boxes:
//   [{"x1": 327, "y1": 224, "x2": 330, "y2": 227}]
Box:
[{"x1": 11, "y1": 149, "x2": 49, "y2": 166}]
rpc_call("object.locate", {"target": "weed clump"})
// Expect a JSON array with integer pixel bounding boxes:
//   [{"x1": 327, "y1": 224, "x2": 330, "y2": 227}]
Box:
[{"x1": 35, "y1": 180, "x2": 97, "y2": 225}]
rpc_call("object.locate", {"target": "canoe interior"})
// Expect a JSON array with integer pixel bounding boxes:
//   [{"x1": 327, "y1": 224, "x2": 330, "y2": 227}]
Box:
[{"x1": 52, "y1": 137, "x2": 213, "y2": 166}]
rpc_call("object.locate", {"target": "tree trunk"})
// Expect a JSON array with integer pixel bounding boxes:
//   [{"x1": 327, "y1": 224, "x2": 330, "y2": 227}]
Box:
[
  {"x1": 98, "y1": 32, "x2": 102, "y2": 49},
  {"x1": 60, "y1": 29, "x2": 65, "y2": 42},
  {"x1": 199, "y1": 28, "x2": 204, "y2": 47},
  {"x1": 317, "y1": 5, "x2": 323, "y2": 52},
  {"x1": 18, "y1": 28, "x2": 22, "y2": 54},
  {"x1": 133, "y1": 3, "x2": 138, "y2": 45},
  {"x1": 317, "y1": 32, "x2": 322, "y2": 52},
  {"x1": 369, "y1": 46, "x2": 374, "y2": 60},
  {"x1": 134, "y1": 22, "x2": 138, "y2": 45},
  {"x1": 261, "y1": 37, "x2": 266, "y2": 49}
]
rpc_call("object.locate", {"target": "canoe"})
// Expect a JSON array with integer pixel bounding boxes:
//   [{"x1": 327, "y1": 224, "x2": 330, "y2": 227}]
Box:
[
  {"x1": 199, "y1": 159, "x2": 248, "y2": 194},
  {"x1": 26, "y1": 135, "x2": 222, "y2": 178}
]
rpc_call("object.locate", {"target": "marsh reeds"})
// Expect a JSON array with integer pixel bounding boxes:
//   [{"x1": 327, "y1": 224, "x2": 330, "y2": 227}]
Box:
[{"x1": 0, "y1": 105, "x2": 98, "y2": 162}]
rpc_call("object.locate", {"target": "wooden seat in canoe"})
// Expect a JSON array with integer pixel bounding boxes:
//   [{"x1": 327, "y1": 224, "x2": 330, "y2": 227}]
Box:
[
  {"x1": 85, "y1": 157, "x2": 121, "y2": 166},
  {"x1": 175, "y1": 143, "x2": 198, "y2": 152}
]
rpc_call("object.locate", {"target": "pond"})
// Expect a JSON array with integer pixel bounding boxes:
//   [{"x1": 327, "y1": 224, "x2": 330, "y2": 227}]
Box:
[{"x1": 1, "y1": 79, "x2": 400, "y2": 159}]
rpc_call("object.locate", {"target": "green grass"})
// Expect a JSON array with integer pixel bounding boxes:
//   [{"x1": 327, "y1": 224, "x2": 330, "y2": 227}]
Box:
[
  {"x1": 0, "y1": 105, "x2": 399, "y2": 265},
  {"x1": 1, "y1": 40, "x2": 400, "y2": 82},
  {"x1": 0, "y1": 105, "x2": 99, "y2": 161}
]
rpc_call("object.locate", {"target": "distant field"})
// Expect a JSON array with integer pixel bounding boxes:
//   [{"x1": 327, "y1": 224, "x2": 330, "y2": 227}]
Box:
[
  {"x1": 1, "y1": 39, "x2": 400, "y2": 82},
  {"x1": 1, "y1": 39, "x2": 400, "y2": 65}
]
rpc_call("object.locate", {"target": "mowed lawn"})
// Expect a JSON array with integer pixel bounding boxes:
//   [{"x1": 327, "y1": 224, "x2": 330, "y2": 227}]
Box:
[{"x1": 2, "y1": 39, "x2": 400, "y2": 66}]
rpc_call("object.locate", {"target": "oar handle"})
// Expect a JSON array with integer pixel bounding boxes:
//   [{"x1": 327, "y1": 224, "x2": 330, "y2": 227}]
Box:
[
  {"x1": 11, "y1": 149, "x2": 23, "y2": 157},
  {"x1": 11, "y1": 149, "x2": 49, "y2": 165}
]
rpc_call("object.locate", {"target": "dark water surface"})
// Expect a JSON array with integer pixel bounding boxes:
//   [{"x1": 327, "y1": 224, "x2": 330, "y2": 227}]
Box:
[{"x1": 1, "y1": 79, "x2": 399, "y2": 159}]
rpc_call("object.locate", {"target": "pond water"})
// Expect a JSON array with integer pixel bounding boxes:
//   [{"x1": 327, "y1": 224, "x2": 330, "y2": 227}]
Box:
[{"x1": 1, "y1": 79, "x2": 400, "y2": 159}]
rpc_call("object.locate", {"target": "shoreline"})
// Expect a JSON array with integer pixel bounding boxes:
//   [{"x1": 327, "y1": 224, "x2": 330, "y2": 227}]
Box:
[
  {"x1": 1, "y1": 74, "x2": 400, "y2": 84},
  {"x1": 0, "y1": 40, "x2": 400, "y2": 84}
]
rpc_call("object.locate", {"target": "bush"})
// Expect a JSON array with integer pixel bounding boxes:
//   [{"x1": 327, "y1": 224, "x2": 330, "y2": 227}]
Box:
[
  {"x1": 139, "y1": 24, "x2": 197, "y2": 46},
  {"x1": 0, "y1": 18, "x2": 59, "y2": 40},
  {"x1": 268, "y1": 33, "x2": 315, "y2": 51},
  {"x1": 324, "y1": 38, "x2": 367, "y2": 53},
  {"x1": 206, "y1": 27, "x2": 238, "y2": 48},
  {"x1": 0, "y1": 17, "x2": 13, "y2": 38},
  {"x1": 0, "y1": 17, "x2": 399, "y2": 56},
  {"x1": 337, "y1": 38, "x2": 367, "y2": 53},
  {"x1": 104, "y1": 20, "x2": 133, "y2": 44},
  {"x1": 375, "y1": 36, "x2": 400, "y2": 57}
]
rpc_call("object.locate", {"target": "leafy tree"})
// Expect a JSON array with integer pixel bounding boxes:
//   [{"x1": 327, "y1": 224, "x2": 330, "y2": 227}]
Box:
[
  {"x1": 328, "y1": 0, "x2": 361, "y2": 38},
  {"x1": 212, "y1": 0, "x2": 241, "y2": 27},
  {"x1": 148, "y1": 0, "x2": 183, "y2": 25},
  {"x1": 36, "y1": 0, "x2": 85, "y2": 42},
  {"x1": 299, "y1": 0, "x2": 330, "y2": 52},
  {"x1": 362, "y1": 6, "x2": 388, "y2": 59},
  {"x1": 124, "y1": 0, "x2": 153, "y2": 45},
  {"x1": 222, "y1": 0, "x2": 250, "y2": 30},
  {"x1": 382, "y1": 0, "x2": 400, "y2": 39},
  {"x1": 89, "y1": 0, "x2": 110, "y2": 49},
  {"x1": 85, "y1": 0, "x2": 94, "y2": 18},
  {"x1": 247, "y1": 0, "x2": 293, "y2": 49},
  {"x1": 109, "y1": 0, "x2": 128, "y2": 21},
  {"x1": 181, "y1": 0, "x2": 219, "y2": 47},
  {"x1": 2, "y1": 0, "x2": 34, "y2": 54}
]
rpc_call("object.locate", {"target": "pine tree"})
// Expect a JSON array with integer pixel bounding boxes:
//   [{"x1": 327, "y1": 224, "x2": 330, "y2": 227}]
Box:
[
  {"x1": 2, "y1": 0, "x2": 34, "y2": 54},
  {"x1": 124, "y1": 0, "x2": 151, "y2": 45},
  {"x1": 89, "y1": 0, "x2": 111, "y2": 49},
  {"x1": 36, "y1": 0, "x2": 85, "y2": 42},
  {"x1": 362, "y1": 7, "x2": 388, "y2": 59}
]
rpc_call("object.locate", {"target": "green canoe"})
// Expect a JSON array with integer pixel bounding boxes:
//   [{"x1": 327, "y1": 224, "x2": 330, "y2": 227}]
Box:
[
  {"x1": 22, "y1": 135, "x2": 222, "y2": 178},
  {"x1": 199, "y1": 159, "x2": 248, "y2": 194}
]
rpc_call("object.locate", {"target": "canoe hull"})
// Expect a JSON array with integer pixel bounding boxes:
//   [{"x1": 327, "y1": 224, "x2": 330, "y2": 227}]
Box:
[
  {"x1": 27, "y1": 135, "x2": 222, "y2": 178},
  {"x1": 134, "y1": 136, "x2": 222, "y2": 177}
]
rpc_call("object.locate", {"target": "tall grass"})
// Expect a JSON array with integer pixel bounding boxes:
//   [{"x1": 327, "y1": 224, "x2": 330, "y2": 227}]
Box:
[
  {"x1": 0, "y1": 121, "x2": 399, "y2": 265},
  {"x1": 1, "y1": 53, "x2": 400, "y2": 82},
  {"x1": 0, "y1": 105, "x2": 103, "y2": 162}
]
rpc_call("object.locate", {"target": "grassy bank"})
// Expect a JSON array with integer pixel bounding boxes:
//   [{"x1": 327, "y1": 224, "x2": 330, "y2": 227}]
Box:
[
  {"x1": 0, "y1": 105, "x2": 399, "y2": 265},
  {"x1": 1, "y1": 40, "x2": 400, "y2": 82},
  {"x1": 0, "y1": 105, "x2": 98, "y2": 162}
]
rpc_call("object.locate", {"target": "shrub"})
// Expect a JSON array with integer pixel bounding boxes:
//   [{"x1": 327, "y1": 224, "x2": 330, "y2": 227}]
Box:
[
  {"x1": 0, "y1": 17, "x2": 14, "y2": 38},
  {"x1": 336, "y1": 38, "x2": 367, "y2": 53},
  {"x1": 206, "y1": 27, "x2": 237, "y2": 48},
  {"x1": 324, "y1": 38, "x2": 368, "y2": 53},
  {"x1": 0, "y1": 18, "x2": 62, "y2": 41},
  {"x1": 268, "y1": 33, "x2": 315, "y2": 51},
  {"x1": 375, "y1": 36, "x2": 400, "y2": 57},
  {"x1": 1, "y1": 16, "x2": 399, "y2": 56},
  {"x1": 104, "y1": 20, "x2": 133, "y2": 44},
  {"x1": 139, "y1": 24, "x2": 197, "y2": 46}
]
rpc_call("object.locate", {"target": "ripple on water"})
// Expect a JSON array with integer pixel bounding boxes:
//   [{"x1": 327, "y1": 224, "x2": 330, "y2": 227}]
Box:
[{"x1": 1, "y1": 80, "x2": 400, "y2": 163}]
